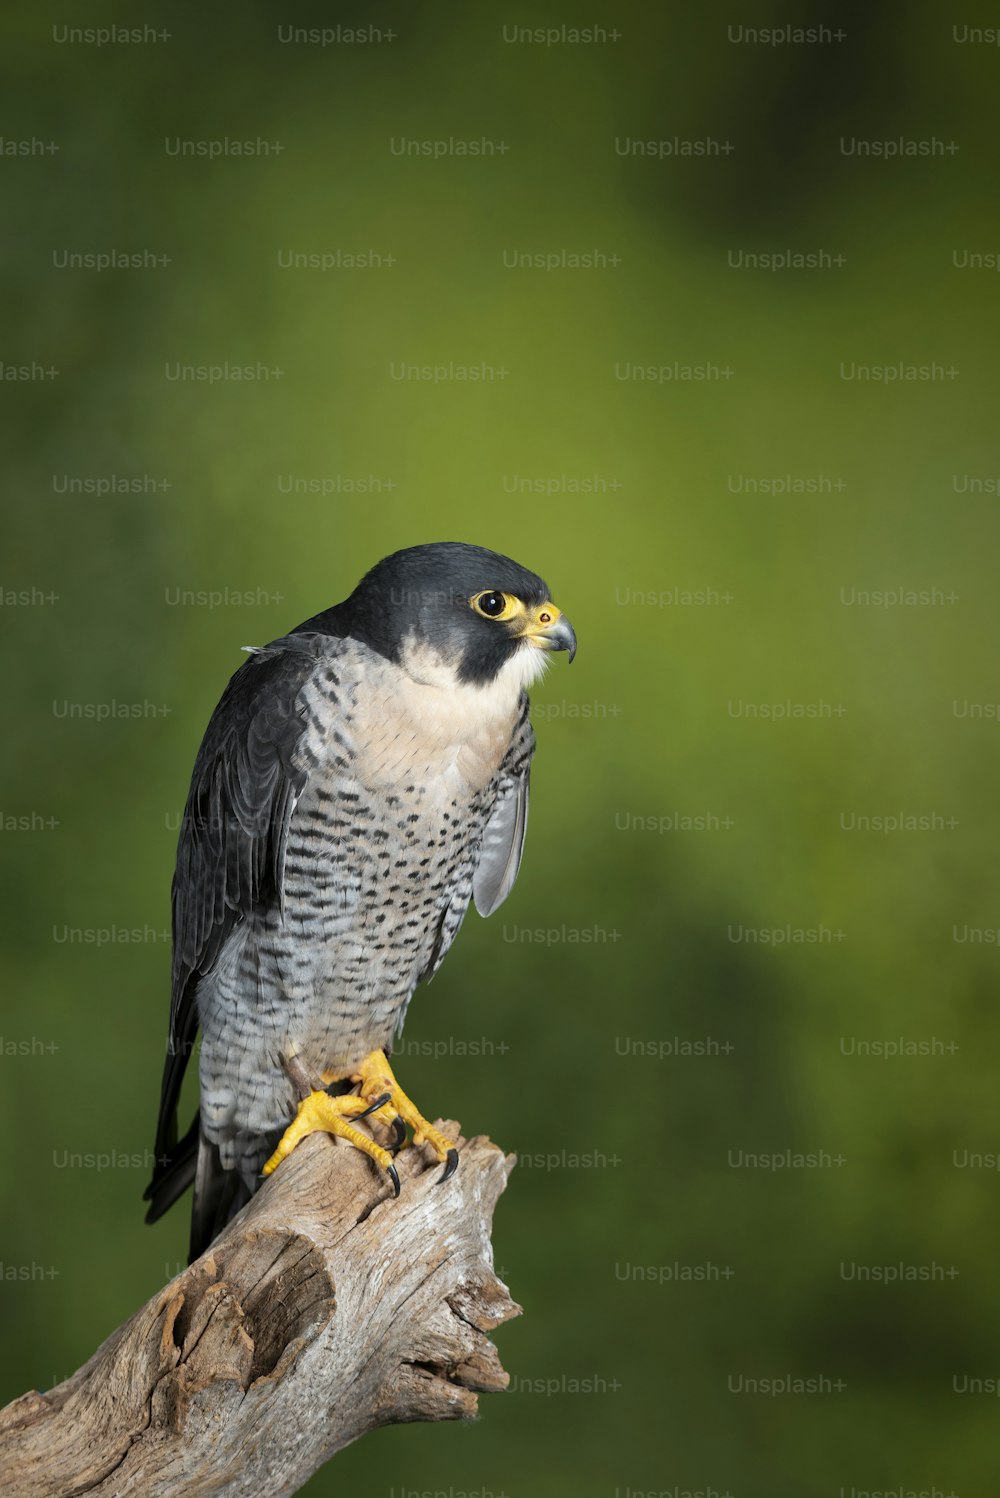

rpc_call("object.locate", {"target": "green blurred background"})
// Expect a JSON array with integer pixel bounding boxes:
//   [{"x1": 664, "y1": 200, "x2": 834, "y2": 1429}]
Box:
[{"x1": 2, "y1": 4, "x2": 999, "y2": 1494}]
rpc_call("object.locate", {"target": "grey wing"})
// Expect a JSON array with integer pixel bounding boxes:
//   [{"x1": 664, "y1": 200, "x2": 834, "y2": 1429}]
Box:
[
  {"x1": 415, "y1": 698, "x2": 535, "y2": 993},
  {"x1": 147, "y1": 633, "x2": 334, "y2": 1191},
  {"x1": 473, "y1": 694, "x2": 535, "y2": 917}
]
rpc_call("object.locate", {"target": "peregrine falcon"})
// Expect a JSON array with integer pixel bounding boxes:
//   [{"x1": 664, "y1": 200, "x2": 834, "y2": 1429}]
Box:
[{"x1": 144, "y1": 542, "x2": 576, "y2": 1261}]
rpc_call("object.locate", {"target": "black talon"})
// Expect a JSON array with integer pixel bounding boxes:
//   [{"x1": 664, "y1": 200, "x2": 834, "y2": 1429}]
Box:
[
  {"x1": 358, "y1": 1091, "x2": 392, "y2": 1120},
  {"x1": 387, "y1": 1163, "x2": 401, "y2": 1197},
  {"x1": 439, "y1": 1148, "x2": 459, "y2": 1183},
  {"x1": 390, "y1": 1115, "x2": 407, "y2": 1151}
]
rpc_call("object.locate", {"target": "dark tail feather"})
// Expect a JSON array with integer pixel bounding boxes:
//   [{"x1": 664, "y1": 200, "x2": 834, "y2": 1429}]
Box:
[
  {"x1": 145, "y1": 1111, "x2": 259, "y2": 1264},
  {"x1": 144, "y1": 1111, "x2": 200, "y2": 1224},
  {"x1": 189, "y1": 1133, "x2": 253, "y2": 1264}
]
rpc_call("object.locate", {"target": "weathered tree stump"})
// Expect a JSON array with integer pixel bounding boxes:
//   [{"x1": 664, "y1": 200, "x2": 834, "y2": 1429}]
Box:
[{"x1": 0, "y1": 1122, "x2": 518, "y2": 1496}]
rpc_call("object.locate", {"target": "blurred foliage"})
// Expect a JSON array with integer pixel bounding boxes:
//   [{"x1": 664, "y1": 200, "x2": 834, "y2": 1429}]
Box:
[{"x1": 1, "y1": 4, "x2": 999, "y2": 1495}]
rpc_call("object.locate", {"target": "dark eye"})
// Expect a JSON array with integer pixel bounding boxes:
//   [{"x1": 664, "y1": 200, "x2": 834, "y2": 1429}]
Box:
[{"x1": 471, "y1": 590, "x2": 518, "y2": 621}]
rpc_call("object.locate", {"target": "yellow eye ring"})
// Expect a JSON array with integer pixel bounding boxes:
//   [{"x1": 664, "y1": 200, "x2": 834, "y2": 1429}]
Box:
[{"x1": 470, "y1": 590, "x2": 519, "y2": 621}]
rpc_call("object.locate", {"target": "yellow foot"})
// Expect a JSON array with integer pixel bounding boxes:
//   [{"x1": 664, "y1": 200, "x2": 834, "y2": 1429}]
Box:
[
  {"x1": 348, "y1": 1049, "x2": 459, "y2": 1184},
  {"x1": 262, "y1": 1048, "x2": 459, "y2": 1194},
  {"x1": 261, "y1": 1088, "x2": 400, "y2": 1192}
]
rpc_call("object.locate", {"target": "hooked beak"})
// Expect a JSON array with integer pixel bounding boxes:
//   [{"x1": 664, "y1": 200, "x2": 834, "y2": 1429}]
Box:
[{"x1": 521, "y1": 604, "x2": 577, "y2": 663}]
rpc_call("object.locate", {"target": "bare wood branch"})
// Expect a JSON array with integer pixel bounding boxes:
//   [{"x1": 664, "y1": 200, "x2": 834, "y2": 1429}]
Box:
[{"x1": 0, "y1": 1123, "x2": 519, "y2": 1497}]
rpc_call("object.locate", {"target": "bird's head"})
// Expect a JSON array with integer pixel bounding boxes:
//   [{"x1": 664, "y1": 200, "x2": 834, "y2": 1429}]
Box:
[{"x1": 340, "y1": 542, "x2": 576, "y2": 691}]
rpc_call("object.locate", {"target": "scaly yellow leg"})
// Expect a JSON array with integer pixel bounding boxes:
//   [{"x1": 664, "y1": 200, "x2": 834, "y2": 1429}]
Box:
[
  {"x1": 349, "y1": 1050, "x2": 458, "y2": 1181},
  {"x1": 261, "y1": 1089, "x2": 399, "y2": 1192},
  {"x1": 262, "y1": 1049, "x2": 458, "y2": 1194}
]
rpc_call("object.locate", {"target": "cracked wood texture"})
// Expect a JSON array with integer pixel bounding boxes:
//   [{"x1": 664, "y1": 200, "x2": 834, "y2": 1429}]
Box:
[{"x1": 0, "y1": 1123, "x2": 519, "y2": 1497}]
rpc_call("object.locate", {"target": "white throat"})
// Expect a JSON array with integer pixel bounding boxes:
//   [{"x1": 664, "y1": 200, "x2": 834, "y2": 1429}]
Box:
[{"x1": 399, "y1": 636, "x2": 549, "y2": 721}]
